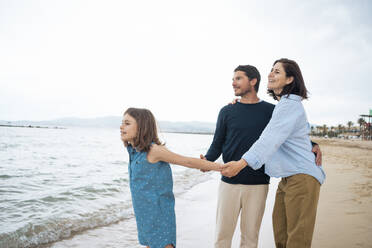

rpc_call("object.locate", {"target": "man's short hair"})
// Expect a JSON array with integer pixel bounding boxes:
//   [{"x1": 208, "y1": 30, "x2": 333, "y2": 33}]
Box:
[{"x1": 234, "y1": 65, "x2": 261, "y2": 92}]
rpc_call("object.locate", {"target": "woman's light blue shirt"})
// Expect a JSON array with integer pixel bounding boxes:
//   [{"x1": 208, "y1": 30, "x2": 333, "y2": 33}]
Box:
[{"x1": 242, "y1": 94, "x2": 326, "y2": 184}]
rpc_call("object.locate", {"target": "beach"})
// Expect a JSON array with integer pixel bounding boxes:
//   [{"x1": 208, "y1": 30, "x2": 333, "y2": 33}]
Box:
[
  {"x1": 47, "y1": 173, "x2": 279, "y2": 248},
  {"x1": 171, "y1": 138, "x2": 372, "y2": 247},
  {"x1": 311, "y1": 138, "x2": 372, "y2": 247},
  {"x1": 176, "y1": 138, "x2": 372, "y2": 247},
  {"x1": 44, "y1": 137, "x2": 372, "y2": 247}
]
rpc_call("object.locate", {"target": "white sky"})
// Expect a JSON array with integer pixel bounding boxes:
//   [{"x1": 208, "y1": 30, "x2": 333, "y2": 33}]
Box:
[{"x1": 1, "y1": 0, "x2": 371, "y2": 126}]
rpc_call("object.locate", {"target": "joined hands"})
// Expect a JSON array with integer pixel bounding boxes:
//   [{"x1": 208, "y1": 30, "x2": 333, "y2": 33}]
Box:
[
  {"x1": 200, "y1": 155, "x2": 247, "y2": 178},
  {"x1": 220, "y1": 159, "x2": 247, "y2": 177}
]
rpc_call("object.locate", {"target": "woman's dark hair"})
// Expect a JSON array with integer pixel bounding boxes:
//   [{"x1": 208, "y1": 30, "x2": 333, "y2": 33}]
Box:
[
  {"x1": 123, "y1": 107, "x2": 163, "y2": 152},
  {"x1": 267, "y1": 58, "x2": 308, "y2": 100}
]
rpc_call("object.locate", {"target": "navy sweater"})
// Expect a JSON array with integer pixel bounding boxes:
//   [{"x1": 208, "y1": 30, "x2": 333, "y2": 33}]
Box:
[{"x1": 205, "y1": 101, "x2": 275, "y2": 185}]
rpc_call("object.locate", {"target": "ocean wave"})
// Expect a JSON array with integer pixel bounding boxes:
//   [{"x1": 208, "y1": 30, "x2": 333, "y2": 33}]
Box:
[
  {"x1": 0, "y1": 174, "x2": 14, "y2": 179},
  {"x1": 0, "y1": 143, "x2": 20, "y2": 150},
  {"x1": 0, "y1": 203, "x2": 133, "y2": 248}
]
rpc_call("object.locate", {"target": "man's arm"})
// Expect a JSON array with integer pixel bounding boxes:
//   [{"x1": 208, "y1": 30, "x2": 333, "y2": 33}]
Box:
[{"x1": 203, "y1": 108, "x2": 227, "y2": 162}]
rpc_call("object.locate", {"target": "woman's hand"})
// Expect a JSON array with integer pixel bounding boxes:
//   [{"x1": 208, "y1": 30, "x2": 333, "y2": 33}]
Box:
[{"x1": 221, "y1": 159, "x2": 247, "y2": 177}]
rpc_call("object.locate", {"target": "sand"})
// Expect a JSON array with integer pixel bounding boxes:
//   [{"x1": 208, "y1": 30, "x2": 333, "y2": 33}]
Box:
[
  {"x1": 311, "y1": 138, "x2": 372, "y2": 248},
  {"x1": 47, "y1": 174, "x2": 280, "y2": 248},
  {"x1": 177, "y1": 138, "x2": 372, "y2": 247},
  {"x1": 48, "y1": 138, "x2": 372, "y2": 247},
  {"x1": 175, "y1": 173, "x2": 279, "y2": 247}
]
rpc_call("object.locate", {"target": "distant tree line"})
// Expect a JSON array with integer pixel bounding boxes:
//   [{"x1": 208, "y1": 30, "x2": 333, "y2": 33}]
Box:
[{"x1": 311, "y1": 118, "x2": 370, "y2": 140}]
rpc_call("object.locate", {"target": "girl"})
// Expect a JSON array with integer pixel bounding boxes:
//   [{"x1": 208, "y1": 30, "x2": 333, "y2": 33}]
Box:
[
  {"x1": 222, "y1": 58, "x2": 326, "y2": 248},
  {"x1": 120, "y1": 107, "x2": 221, "y2": 248}
]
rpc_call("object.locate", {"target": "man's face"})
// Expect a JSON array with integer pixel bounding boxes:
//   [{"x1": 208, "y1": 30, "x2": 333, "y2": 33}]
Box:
[{"x1": 232, "y1": 71, "x2": 254, "y2": 97}]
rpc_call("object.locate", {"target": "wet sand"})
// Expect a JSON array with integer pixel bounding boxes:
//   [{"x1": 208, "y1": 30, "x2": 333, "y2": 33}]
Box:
[
  {"x1": 48, "y1": 138, "x2": 372, "y2": 247},
  {"x1": 175, "y1": 173, "x2": 279, "y2": 247},
  {"x1": 47, "y1": 174, "x2": 279, "y2": 248}
]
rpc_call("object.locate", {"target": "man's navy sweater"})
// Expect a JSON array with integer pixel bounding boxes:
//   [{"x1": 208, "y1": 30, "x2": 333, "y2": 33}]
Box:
[{"x1": 205, "y1": 101, "x2": 275, "y2": 185}]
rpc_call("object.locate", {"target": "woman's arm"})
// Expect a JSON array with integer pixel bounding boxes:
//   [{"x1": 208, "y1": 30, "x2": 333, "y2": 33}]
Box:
[
  {"x1": 148, "y1": 144, "x2": 222, "y2": 171},
  {"x1": 242, "y1": 98, "x2": 302, "y2": 169}
]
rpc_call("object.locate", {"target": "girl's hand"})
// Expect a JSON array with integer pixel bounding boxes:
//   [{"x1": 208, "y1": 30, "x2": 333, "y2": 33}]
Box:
[
  {"x1": 216, "y1": 163, "x2": 224, "y2": 171},
  {"x1": 199, "y1": 154, "x2": 210, "y2": 172}
]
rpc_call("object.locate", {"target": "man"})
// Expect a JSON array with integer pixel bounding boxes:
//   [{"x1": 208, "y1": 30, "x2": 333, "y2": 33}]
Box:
[{"x1": 202, "y1": 65, "x2": 321, "y2": 248}]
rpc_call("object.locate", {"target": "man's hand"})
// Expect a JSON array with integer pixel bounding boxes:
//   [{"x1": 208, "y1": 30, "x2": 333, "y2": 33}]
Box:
[
  {"x1": 221, "y1": 159, "x2": 247, "y2": 177},
  {"x1": 312, "y1": 144, "x2": 322, "y2": 166},
  {"x1": 228, "y1": 98, "x2": 239, "y2": 105},
  {"x1": 199, "y1": 154, "x2": 210, "y2": 172}
]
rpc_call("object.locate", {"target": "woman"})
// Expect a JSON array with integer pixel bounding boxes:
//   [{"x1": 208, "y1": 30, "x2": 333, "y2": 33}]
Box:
[{"x1": 222, "y1": 58, "x2": 325, "y2": 248}]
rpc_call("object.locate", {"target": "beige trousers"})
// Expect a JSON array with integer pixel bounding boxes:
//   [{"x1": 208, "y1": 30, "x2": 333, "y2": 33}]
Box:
[
  {"x1": 214, "y1": 181, "x2": 269, "y2": 248},
  {"x1": 273, "y1": 174, "x2": 321, "y2": 248}
]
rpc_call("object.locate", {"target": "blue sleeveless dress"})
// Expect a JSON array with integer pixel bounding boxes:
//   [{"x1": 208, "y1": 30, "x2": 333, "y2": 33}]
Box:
[{"x1": 127, "y1": 145, "x2": 176, "y2": 248}]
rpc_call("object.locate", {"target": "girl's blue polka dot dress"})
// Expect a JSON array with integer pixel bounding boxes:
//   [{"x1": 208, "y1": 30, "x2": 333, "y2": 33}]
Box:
[{"x1": 127, "y1": 145, "x2": 176, "y2": 248}]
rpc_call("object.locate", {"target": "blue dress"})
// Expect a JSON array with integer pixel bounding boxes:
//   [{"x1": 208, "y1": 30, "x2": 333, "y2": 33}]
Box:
[{"x1": 127, "y1": 145, "x2": 176, "y2": 248}]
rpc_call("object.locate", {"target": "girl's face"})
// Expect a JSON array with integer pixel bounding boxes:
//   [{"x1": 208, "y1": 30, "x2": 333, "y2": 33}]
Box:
[
  {"x1": 267, "y1": 62, "x2": 293, "y2": 95},
  {"x1": 120, "y1": 114, "x2": 138, "y2": 143}
]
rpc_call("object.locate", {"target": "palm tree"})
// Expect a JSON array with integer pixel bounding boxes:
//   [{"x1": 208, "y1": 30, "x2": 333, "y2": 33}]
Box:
[
  {"x1": 316, "y1": 125, "x2": 322, "y2": 136},
  {"x1": 357, "y1": 118, "x2": 365, "y2": 129},
  {"x1": 357, "y1": 118, "x2": 366, "y2": 138},
  {"x1": 337, "y1": 124, "x2": 344, "y2": 135},
  {"x1": 330, "y1": 126, "x2": 336, "y2": 137},
  {"x1": 322, "y1": 124, "x2": 328, "y2": 136},
  {"x1": 347, "y1": 121, "x2": 353, "y2": 132}
]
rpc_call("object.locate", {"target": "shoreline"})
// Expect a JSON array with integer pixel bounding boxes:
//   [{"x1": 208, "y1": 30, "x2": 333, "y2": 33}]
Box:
[
  {"x1": 176, "y1": 173, "x2": 279, "y2": 247},
  {"x1": 0, "y1": 124, "x2": 64, "y2": 129},
  {"x1": 47, "y1": 174, "x2": 279, "y2": 248},
  {"x1": 45, "y1": 138, "x2": 372, "y2": 247}
]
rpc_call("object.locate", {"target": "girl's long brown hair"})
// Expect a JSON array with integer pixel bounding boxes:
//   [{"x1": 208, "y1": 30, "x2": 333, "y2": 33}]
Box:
[{"x1": 124, "y1": 108, "x2": 163, "y2": 152}]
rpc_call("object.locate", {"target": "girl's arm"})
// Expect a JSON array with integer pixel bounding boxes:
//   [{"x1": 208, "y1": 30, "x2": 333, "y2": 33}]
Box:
[{"x1": 147, "y1": 144, "x2": 222, "y2": 171}]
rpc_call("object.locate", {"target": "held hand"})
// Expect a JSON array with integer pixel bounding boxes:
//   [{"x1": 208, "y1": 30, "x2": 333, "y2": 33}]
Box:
[
  {"x1": 312, "y1": 145, "x2": 322, "y2": 166},
  {"x1": 200, "y1": 154, "x2": 210, "y2": 172},
  {"x1": 216, "y1": 163, "x2": 224, "y2": 172},
  {"x1": 221, "y1": 160, "x2": 246, "y2": 178}
]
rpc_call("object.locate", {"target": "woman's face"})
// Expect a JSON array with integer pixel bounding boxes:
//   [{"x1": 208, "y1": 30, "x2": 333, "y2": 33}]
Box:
[
  {"x1": 268, "y1": 62, "x2": 293, "y2": 95},
  {"x1": 120, "y1": 114, "x2": 138, "y2": 143}
]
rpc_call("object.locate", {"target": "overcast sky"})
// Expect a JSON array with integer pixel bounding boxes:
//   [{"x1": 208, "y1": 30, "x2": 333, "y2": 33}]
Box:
[{"x1": 1, "y1": 0, "x2": 371, "y2": 126}]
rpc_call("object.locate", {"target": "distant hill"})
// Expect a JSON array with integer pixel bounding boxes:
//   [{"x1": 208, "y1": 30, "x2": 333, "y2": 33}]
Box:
[{"x1": 0, "y1": 117, "x2": 216, "y2": 134}]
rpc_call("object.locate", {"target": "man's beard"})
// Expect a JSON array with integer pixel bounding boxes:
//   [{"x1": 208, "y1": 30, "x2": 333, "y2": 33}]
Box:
[{"x1": 235, "y1": 87, "x2": 252, "y2": 97}]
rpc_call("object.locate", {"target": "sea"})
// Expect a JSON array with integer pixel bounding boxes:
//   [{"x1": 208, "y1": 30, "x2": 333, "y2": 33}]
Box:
[{"x1": 0, "y1": 126, "x2": 216, "y2": 248}]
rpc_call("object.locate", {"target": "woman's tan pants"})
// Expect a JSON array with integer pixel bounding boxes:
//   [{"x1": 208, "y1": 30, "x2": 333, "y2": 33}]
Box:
[{"x1": 273, "y1": 174, "x2": 321, "y2": 248}]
